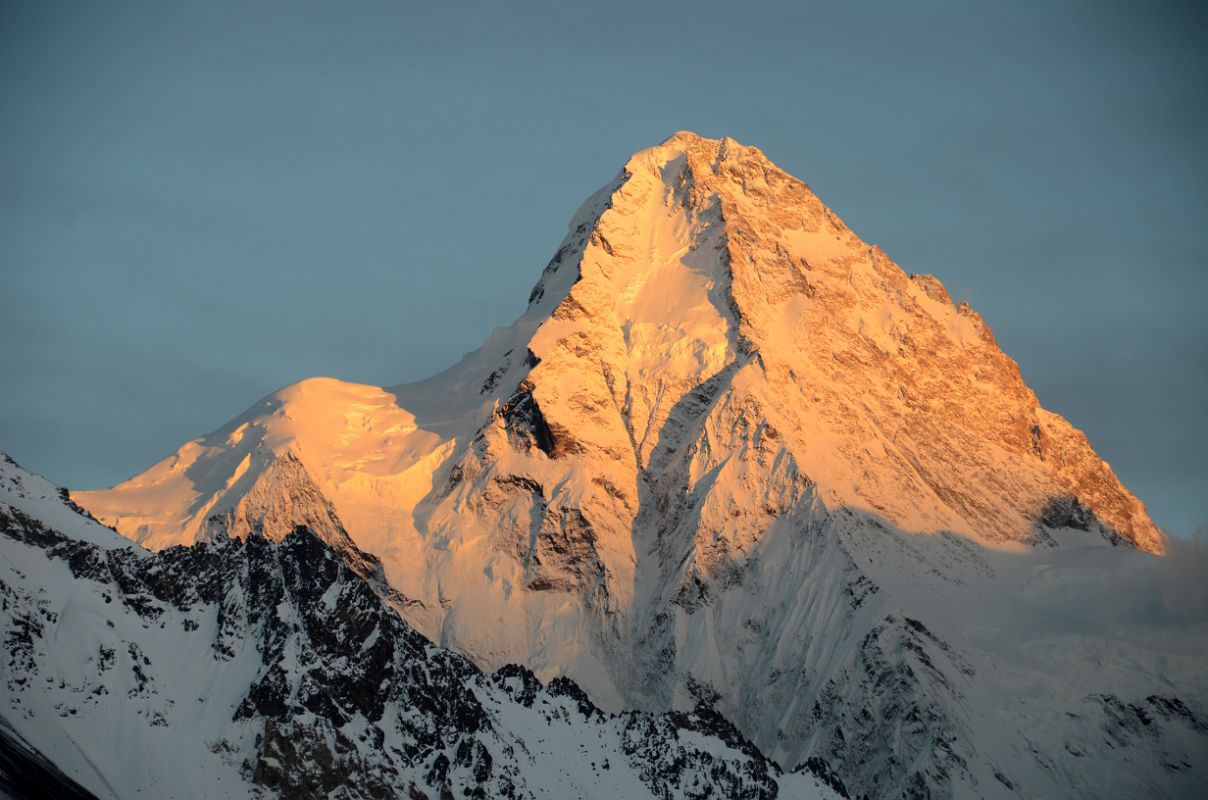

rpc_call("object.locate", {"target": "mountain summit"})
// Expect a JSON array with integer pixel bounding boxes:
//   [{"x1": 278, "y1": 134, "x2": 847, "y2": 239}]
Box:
[
  {"x1": 71, "y1": 133, "x2": 1201, "y2": 798},
  {"x1": 78, "y1": 130, "x2": 1163, "y2": 557}
]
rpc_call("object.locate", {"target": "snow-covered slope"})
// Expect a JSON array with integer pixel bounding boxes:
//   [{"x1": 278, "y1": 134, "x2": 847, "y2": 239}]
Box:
[
  {"x1": 71, "y1": 132, "x2": 1204, "y2": 797},
  {"x1": 1, "y1": 454, "x2": 838, "y2": 800}
]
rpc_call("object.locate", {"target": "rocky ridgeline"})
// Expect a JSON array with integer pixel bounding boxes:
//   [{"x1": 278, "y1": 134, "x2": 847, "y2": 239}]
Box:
[{"x1": 1, "y1": 458, "x2": 837, "y2": 799}]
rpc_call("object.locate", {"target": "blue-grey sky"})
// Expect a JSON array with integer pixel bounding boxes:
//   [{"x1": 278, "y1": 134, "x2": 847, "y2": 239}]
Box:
[{"x1": 1, "y1": 1, "x2": 1205, "y2": 536}]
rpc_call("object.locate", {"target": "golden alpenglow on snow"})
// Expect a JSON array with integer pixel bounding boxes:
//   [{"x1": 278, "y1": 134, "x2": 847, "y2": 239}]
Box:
[
  {"x1": 55, "y1": 134, "x2": 1205, "y2": 798},
  {"x1": 5, "y1": 134, "x2": 1202, "y2": 800}
]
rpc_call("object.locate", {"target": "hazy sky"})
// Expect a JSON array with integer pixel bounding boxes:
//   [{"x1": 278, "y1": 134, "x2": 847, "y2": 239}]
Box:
[{"x1": 2, "y1": 1, "x2": 1205, "y2": 536}]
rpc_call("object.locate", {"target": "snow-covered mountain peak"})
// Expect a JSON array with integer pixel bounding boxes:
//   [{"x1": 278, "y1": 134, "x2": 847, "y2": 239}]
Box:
[
  {"x1": 59, "y1": 133, "x2": 1195, "y2": 798},
  {"x1": 517, "y1": 131, "x2": 1162, "y2": 552}
]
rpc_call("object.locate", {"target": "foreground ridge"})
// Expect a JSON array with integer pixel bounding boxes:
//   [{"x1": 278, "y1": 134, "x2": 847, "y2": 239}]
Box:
[{"x1": 0, "y1": 453, "x2": 837, "y2": 800}]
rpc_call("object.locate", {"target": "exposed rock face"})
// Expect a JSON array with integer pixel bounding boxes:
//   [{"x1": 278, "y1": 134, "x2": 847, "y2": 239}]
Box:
[
  {"x1": 68, "y1": 133, "x2": 1202, "y2": 798},
  {"x1": 1, "y1": 455, "x2": 835, "y2": 800}
]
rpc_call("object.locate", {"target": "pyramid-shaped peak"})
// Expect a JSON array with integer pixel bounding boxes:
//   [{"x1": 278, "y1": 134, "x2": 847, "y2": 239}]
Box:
[
  {"x1": 74, "y1": 131, "x2": 1166, "y2": 562},
  {"x1": 533, "y1": 132, "x2": 1163, "y2": 554}
]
